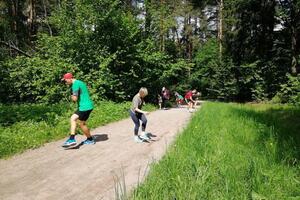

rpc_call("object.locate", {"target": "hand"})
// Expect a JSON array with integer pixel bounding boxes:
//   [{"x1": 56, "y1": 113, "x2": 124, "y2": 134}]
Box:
[{"x1": 144, "y1": 111, "x2": 150, "y2": 115}]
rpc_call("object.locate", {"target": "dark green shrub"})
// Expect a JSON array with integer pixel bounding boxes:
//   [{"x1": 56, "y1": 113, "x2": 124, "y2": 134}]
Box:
[
  {"x1": 272, "y1": 74, "x2": 300, "y2": 106},
  {"x1": 2, "y1": 56, "x2": 76, "y2": 103}
]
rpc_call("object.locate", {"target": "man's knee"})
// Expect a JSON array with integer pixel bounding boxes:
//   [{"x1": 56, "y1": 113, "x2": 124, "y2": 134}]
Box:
[{"x1": 71, "y1": 114, "x2": 79, "y2": 122}]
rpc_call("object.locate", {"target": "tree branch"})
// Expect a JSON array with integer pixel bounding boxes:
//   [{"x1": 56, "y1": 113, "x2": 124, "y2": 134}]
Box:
[{"x1": 0, "y1": 41, "x2": 32, "y2": 57}]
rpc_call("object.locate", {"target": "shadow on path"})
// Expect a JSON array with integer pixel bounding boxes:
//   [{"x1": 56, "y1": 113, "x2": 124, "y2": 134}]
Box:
[
  {"x1": 65, "y1": 134, "x2": 109, "y2": 150},
  {"x1": 93, "y1": 134, "x2": 109, "y2": 142}
]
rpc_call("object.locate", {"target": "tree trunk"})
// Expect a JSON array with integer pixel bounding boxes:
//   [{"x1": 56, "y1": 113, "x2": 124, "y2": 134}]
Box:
[
  {"x1": 217, "y1": 0, "x2": 224, "y2": 61},
  {"x1": 8, "y1": 0, "x2": 18, "y2": 46},
  {"x1": 290, "y1": 2, "x2": 299, "y2": 75},
  {"x1": 144, "y1": 0, "x2": 151, "y2": 37},
  {"x1": 159, "y1": 0, "x2": 165, "y2": 52},
  {"x1": 200, "y1": 9, "x2": 208, "y2": 42},
  {"x1": 188, "y1": 15, "x2": 192, "y2": 61},
  {"x1": 174, "y1": 26, "x2": 181, "y2": 51},
  {"x1": 124, "y1": 0, "x2": 132, "y2": 12},
  {"x1": 42, "y1": 0, "x2": 53, "y2": 36},
  {"x1": 27, "y1": 0, "x2": 36, "y2": 41},
  {"x1": 57, "y1": 0, "x2": 61, "y2": 8}
]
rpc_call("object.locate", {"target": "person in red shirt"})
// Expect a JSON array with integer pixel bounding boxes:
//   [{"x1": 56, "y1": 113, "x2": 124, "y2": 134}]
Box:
[{"x1": 185, "y1": 89, "x2": 197, "y2": 112}]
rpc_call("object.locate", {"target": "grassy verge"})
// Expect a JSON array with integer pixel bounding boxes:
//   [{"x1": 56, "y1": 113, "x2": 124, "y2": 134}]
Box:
[
  {"x1": 0, "y1": 101, "x2": 155, "y2": 159},
  {"x1": 132, "y1": 102, "x2": 300, "y2": 199}
]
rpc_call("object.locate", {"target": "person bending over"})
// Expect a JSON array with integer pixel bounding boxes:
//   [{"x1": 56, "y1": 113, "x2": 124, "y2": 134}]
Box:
[
  {"x1": 62, "y1": 73, "x2": 95, "y2": 147},
  {"x1": 129, "y1": 87, "x2": 150, "y2": 143}
]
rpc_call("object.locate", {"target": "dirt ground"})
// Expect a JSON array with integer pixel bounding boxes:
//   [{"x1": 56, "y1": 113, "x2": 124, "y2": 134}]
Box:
[{"x1": 0, "y1": 107, "x2": 193, "y2": 200}]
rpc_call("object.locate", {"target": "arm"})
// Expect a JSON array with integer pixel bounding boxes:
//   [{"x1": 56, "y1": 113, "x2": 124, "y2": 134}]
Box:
[
  {"x1": 71, "y1": 95, "x2": 78, "y2": 102},
  {"x1": 134, "y1": 107, "x2": 149, "y2": 115},
  {"x1": 189, "y1": 96, "x2": 196, "y2": 103},
  {"x1": 132, "y1": 96, "x2": 149, "y2": 114},
  {"x1": 71, "y1": 81, "x2": 79, "y2": 102}
]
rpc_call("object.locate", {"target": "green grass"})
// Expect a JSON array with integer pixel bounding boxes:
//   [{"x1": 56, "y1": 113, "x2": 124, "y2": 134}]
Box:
[
  {"x1": 0, "y1": 101, "x2": 155, "y2": 159},
  {"x1": 132, "y1": 102, "x2": 300, "y2": 200}
]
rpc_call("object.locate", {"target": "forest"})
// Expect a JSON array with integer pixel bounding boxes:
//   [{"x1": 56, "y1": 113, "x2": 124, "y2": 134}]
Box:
[
  {"x1": 0, "y1": 1, "x2": 300, "y2": 199},
  {"x1": 0, "y1": 0, "x2": 300, "y2": 104}
]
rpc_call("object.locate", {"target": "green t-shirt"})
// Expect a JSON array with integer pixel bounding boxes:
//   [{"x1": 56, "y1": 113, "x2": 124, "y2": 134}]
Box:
[{"x1": 72, "y1": 80, "x2": 94, "y2": 111}]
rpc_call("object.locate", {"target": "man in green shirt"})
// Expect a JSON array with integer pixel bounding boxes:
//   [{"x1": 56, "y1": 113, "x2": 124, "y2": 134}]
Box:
[{"x1": 61, "y1": 73, "x2": 95, "y2": 147}]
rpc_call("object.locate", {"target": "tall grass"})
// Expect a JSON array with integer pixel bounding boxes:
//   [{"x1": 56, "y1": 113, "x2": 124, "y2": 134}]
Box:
[
  {"x1": 132, "y1": 102, "x2": 300, "y2": 199},
  {"x1": 0, "y1": 101, "x2": 155, "y2": 158}
]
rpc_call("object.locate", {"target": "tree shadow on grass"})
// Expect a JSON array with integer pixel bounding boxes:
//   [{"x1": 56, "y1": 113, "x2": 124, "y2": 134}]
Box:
[{"x1": 231, "y1": 105, "x2": 300, "y2": 165}]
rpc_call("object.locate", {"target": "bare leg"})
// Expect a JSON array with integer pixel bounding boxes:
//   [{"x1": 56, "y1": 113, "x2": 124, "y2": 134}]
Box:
[
  {"x1": 70, "y1": 114, "x2": 79, "y2": 135},
  {"x1": 80, "y1": 121, "x2": 92, "y2": 138}
]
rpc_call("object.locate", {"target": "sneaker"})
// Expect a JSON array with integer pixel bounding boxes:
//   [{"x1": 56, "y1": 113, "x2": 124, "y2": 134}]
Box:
[
  {"x1": 140, "y1": 133, "x2": 150, "y2": 140},
  {"x1": 134, "y1": 136, "x2": 144, "y2": 143},
  {"x1": 83, "y1": 139, "x2": 96, "y2": 145},
  {"x1": 62, "y1": 139, "x2": 76, "y2": 147}
]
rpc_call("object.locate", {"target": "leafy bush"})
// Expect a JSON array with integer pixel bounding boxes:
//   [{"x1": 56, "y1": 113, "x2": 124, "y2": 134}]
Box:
[
  {"x1": 237, "y1": 61, "x2": 267, "y2": 102},
  {"x1": 2, "y1": 56, "x2": 76, "y2": 103},
  {"x1": 193, "y1": 40, "x2": 238, "y2": 100},
  {"x1": 272, "y1": 74, "x2": 300, "y2": 106},
  {"x1": 193, "y1": 39, "x2": 287, "y2": 102},
  {"x1": 47, "y1": 0, "x2": 166, "y2": 102}
]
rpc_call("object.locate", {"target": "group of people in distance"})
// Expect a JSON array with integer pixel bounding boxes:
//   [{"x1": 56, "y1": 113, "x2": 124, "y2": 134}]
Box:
[
  {"x1": 158, "y1": 87, "x2": 201, "y2": 112},
  {"x1": 130, "y1": 87, "x2": 201, "y2": 143},
  {"x1": 158, "y1": 87, "x2": 170, "y2": 110},
  {"x1": 60, "y1": 72, "x2": 201, "y2": 146}
]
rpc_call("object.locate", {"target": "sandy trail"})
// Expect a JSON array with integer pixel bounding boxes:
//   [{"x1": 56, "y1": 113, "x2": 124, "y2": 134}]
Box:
[{"x1": 0, "y1": 107, "x2": 193, "y2": 200}]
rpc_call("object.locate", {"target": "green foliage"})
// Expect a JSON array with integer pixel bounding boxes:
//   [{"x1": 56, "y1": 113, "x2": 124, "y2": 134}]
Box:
[
  {"x1": 0, "y1": 103, "x2": 68, "y2": 127},
  {"x1": 160, "y1": 59, "x2": 192, "y2": 88},
  {"x1": 0, "y1": 101, "x2": 156, "y2": 158},
  {"x1": 193, "y1": 38, "x2": 289, "y2": 102},
  {"x1": 132, "y1": 102, "x2": 300, "y2": 199},
  {"x1": 193, "y1": 40, "x2": 238, "y2": 100},
  {"x1": 1, "y1": 0, "x2": 177, "y2": 104},
  {"x1": 221, "y1": 0, "x2": 294, "y2": 101},
  {"x1": 2, "y1": 56, "x2": 75, "y2": 103},
  {"x1": 46, "y1": 0, "x2": 141, "y2": 101},
  {"x1": 1, "y1": 0, "x2": 300, "y2": 104},
  {"x1": 272, "y1": 74, "x2": 300, "y2": 105},
  {"x1": 237, "y1": 61, "x2": 267, "y2": 101},
  {"x1": 194, "y1": 39, "x2": 219, "y2": 66},
  {"x1": 35, "y1": 0, "x2": 174, "y2": 102}
]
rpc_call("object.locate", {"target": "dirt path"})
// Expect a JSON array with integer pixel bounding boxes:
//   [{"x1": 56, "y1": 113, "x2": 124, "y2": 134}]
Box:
[{"x1": 0, "y1": 107, "x2": 193, "y2": 200}]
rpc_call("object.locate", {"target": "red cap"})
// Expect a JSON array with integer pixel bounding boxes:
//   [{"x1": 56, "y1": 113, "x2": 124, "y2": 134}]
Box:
[{"x1": 62, "y1": 73, "x2": 73, "y2": 80}]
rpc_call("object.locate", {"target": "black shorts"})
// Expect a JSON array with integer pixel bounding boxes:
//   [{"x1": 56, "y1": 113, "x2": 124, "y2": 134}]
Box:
[{"x1": 75, "y1": 109, "x2": 93, "y2": 121}]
